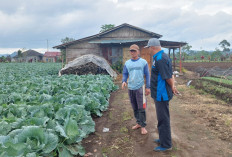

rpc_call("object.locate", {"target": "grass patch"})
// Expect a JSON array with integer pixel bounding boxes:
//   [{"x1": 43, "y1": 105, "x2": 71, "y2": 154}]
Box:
[
  {"x1": 225, "y1": 119, "x2": 231, "y2": 126},
  {"x1": 122, "y1": 136, "x2": 130, "y2": 143},
  {"x1": 109, "y1": 111, "x2": 113, "y2": 120},
  {"x1": 182, "y1": 67, "x2": 188, "y2": 73},
  {"x1": 102, "y1": 147, "x2": 110, "y2": 154},
  {"x1": 122, "y1": 111, "x2": 133, "y2": 122},
  {"x1": 120, "y1": 126, "x2": 128, "y2": 133},
  {"x1": 172, "y1": 146, "x2": 180, "y2": 151},
  {"x1": 177, "y1": 87, "x2": 185, "y2": 92}
]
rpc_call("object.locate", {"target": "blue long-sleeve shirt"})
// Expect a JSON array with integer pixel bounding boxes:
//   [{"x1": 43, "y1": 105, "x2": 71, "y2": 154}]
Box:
[{"x1": 122, "y1": 58, "x2": 150, "y2": 90}]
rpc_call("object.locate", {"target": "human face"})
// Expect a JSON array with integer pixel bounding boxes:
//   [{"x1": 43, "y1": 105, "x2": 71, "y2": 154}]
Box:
[
  {"x1": 148, "y1": 46, "x2": 158, "y2": 55},
  {"x1": 147, "y1": 46, "x2": 153, "y2": 55},
  {"x1": 129, "y1": 49, "x2": 139, "y2": 60}
]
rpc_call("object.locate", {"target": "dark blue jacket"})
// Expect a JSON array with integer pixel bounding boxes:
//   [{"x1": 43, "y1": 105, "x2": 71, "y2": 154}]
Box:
[{"x1": 151, "y1": 50, "x2": 173, "y2": 101}]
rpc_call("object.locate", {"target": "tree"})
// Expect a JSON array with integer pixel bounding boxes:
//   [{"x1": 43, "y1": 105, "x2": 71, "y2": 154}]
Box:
[
  {"x1": 6, "y1": 55, "x2": 11, "y2": 62},
  {"x1": 219, "y1": 39, "x2": 230, "y2": 52},
  {"x1": 0, "y1": 56, "x2": 6, "y2": 62},
  {"x1": 211, "y1": 48, "x2": 222, "y2": 61},
  {"x1": 182, "y1": 44, "x2": 192, "y2": 53},
  {"x1": 100, "y1": 24, "x2": 115, "y2": 33},
  {"x1": 61, "y1": 37, "x2": 75, "y2": 44},
  {"x1": 60, "y1": 37, "x2": 75, "y2": 65},
  {"x1": 18, "y1": 49, "x2": 22, "y2": 57}
]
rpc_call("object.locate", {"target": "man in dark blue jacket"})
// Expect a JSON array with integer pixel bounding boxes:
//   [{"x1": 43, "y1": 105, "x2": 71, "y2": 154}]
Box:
[{"x1": 144, "y1": 38, "x2": 179, "y2": 152}]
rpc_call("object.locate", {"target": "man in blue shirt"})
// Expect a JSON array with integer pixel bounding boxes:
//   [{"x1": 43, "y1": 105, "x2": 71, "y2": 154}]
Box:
[
  {"x1": 122, "y1": 44, "x2": 150, "y2": 135},
  {"x1": 144, "y1": 38, "x2": 179, "y2": 152}
]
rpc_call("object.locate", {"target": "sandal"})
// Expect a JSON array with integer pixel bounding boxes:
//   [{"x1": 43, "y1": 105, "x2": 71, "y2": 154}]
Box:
[{"x1": 132, "y1": 124, "x2": 141, "y2": 130}]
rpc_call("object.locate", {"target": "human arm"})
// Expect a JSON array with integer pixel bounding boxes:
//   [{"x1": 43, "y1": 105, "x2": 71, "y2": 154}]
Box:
[
  {"x1": 122, "y1": 65, "x2": 128, "y2": 89},
  {"x1": 144, "y1": 63, "x2": 150, "y2": 95},
  {"x1": 158, "y1": 58, "x2": 179, "y2": 95},
  {"x1": 166, "y1": 75, "x2": 179, "y2": 95}
]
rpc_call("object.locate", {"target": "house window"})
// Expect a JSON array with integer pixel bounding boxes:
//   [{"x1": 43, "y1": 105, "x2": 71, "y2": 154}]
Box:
[{"x1": 111, "y1": 47, "x2": 122, "y2": 64}]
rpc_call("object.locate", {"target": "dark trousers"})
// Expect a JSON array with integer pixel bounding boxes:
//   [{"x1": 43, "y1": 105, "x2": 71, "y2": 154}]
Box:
[
  {"x1": 128, "y1": 87, "x2": 146, "y2": 127},
  {"x1": 154, "y1": 100, "x2": 172, "y2": 148}
]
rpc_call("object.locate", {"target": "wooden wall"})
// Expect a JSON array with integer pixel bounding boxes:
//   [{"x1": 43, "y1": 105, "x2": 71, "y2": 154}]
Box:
[
  {"x1": 102, "y1": 27, "x2": 151, "y2": 38},
  {"x1": 123, "y1": 47, "x2": 130, "y2": 64},
  {"x1": 65, "y1": 26, "x2": 152, "y2": 64},
  {"x1": 66, "y1": 41, "x2": 101, "y2": 63}
]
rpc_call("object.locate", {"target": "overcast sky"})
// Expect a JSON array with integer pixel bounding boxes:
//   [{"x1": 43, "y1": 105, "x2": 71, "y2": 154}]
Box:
[{"x1": 1, "y1": 0, "x2": 232, "y2": 54}]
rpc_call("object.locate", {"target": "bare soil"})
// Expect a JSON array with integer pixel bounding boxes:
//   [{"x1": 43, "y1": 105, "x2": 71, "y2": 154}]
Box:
[
  {"x1": 182, "y1": 62, "x2": 232, "y2": 71},
  {"x1": 82, "y1": 71, "x2": 232, "y2": 157}
]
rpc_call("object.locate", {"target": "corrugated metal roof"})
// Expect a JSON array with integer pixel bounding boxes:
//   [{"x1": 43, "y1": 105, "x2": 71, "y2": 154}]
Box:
[
  {"x1": 44, "y1": 52, "x2": 61, "y2": 57},
  {"x1": 53, "y1": 23, "x2": 162, "y2": 49},
  {"x1": 89, "y1": 39, "x2": 149, "y2": 44},
  {"x1": 89, "y1": 39, "x2": 187, "y2": 47}
]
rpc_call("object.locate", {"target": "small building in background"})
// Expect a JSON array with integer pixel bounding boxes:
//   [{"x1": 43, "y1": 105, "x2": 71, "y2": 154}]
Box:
[
  {"x1": 13, "y1": 49, "x2": 43, "y2": 62},
  {"x1": 53, "y1": 23, "x2": 187, "y2": 71},
  {"x1": 43, "y1": 52, "x2": 61, "y2": 62}
]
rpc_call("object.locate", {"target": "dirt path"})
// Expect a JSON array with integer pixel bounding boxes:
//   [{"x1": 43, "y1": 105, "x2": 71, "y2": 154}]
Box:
[{"x1": 82, "y1": 72, "x2": 232, "y2": 157}]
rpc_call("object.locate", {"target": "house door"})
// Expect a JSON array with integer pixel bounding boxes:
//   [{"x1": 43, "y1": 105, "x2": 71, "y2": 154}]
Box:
[{"x1": 140, "y1": 47, "x2": 152, "y2": 69}]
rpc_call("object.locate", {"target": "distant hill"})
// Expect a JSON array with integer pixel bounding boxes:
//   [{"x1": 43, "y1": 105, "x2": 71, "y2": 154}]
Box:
[
  {"x1": 10, "y1": 51, "x2": 18, "y2": 57},
  {"x1": 0, "y1": 51, "x2": 18, "y2": 58},
  {"x1": 0, "y1": 54, "x2": 9, "y2": 57}
]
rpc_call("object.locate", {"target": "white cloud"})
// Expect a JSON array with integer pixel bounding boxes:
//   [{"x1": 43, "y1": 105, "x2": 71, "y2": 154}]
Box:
[{"x1": 0, "y1": 0, "x2": 232, "y2": 54}]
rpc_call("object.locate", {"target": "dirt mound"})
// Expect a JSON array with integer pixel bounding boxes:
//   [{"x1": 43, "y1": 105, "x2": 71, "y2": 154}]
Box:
[
  {"x1": 59, "y1": 54, "x2": 117, "y2": 78},
  {"x1": 60, "y1": 62, "x2": 109, "y2": 75}
]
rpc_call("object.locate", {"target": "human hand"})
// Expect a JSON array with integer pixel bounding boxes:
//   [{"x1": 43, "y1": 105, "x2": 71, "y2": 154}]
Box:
[
  {"x1": 122, "y1": 82, "x2": 127, "y2": 89},
  {"x1": 172, "y1": 86, "x2": 180, "y2": 96},
  {"x1": 145, "y1": 88, "x2": 150, "y2": 96}
]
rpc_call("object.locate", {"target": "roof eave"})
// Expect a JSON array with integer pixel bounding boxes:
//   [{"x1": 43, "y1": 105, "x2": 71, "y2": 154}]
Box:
[{"x1": 53, "y1": 23, "x2": 163, "y2": 49}]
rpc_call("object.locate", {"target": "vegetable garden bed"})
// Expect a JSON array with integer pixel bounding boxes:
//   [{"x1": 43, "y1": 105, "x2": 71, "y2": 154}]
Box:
[
  {"x1": 0, "y1": 63, "x2": 118, "y2": 156},
  {"x1": 192, "y1": 77, "x2": 232, "y2": 104}
]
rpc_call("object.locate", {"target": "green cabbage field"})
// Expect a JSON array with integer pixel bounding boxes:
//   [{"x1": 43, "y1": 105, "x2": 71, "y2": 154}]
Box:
[{"x1": 0, "y1": 63, "x2": 118, "y2": 157}]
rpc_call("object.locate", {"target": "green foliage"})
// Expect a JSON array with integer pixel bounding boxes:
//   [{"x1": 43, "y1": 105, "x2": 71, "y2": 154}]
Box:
[
  {"x1": 202, "y1": 77, "x2": 232, "y2": 85},
  {"x1": 18, "y1": 49, "x2": 23, "y2": 57},
  {"x1": 182, "y1": 44, "x2": 192, "y2": 53},
  {"x1": 0, "y1": 126, "x2": 58, "y2": 156},
  {"x1": 219, "y1": 39, "x2": 230, "y2": 52},
  {"x1": 193, "y1": 79, "x2": 232, "y2": 103},
  {"x1": 176, "y1": 40, "x2": 232, "y2": 61},
  {"x1": 111, "y1": 59, "x2": 123, "y2": 73},
  {"x1": 0, "y1": 63, "x2": 118, "y2": 156},
  {"x1": 100, "y1": 24, "x2": 115, "y2": 33}
]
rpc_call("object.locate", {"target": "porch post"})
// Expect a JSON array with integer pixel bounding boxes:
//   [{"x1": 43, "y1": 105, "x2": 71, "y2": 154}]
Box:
[
  {"x1": 173, "y1": 48, "x2": 176, "y2": 71},
  {"x1": 179, "y1": 46, "x2": 182, "y2": 73}
]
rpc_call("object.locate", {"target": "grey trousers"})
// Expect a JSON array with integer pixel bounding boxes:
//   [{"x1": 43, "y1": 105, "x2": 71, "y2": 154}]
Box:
[
  {"x1": 128, "y1": 87, "x2": 146, "y2": 127},
  {"x1": 154, "y1": 100, "x2": 172, "y2": 148}
]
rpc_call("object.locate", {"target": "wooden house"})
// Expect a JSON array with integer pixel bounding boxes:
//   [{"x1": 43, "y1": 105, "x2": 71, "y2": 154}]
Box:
[
  {"x1": 43, "y1": 52, "x2": 61, "y2": 62},
  {"x1": 53, "y1": 23, "x2": 187, "y2": 69},
  {"x1": 13, "y1": 49, "x2": 43, "y2": 62}
]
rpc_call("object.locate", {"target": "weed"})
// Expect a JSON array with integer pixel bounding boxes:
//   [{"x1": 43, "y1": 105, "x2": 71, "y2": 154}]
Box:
[
  {"x1": 172, "y1": 146, "x2": 180, "y2": 151},
  {"x1": 122, "y1": 136, "x2": 130, "y2": 142},
  {"x1": 182, "y1": 67, "x2": 188, "y2": 73},
  {"x1": 109, "y1": 111, "x2": 113, "y2": 120},
  {"x1": 189, "y1": 85, "x2": 195, "y2": 89},
  {"x1": 102, "y1": 154, "x2": 108, "y2": 157},
  {"x1": 120, "y1": 126, "x2": 128, "y2": 133},
  {"x1": 225, "y1": 119, "x2": 231, "y2": 126},
  {"x1": 102, "y1": 147, "x2": 110, "y2": 154},
  {"x1": 122, "y1": 111, "x2": 133, "y2": 121}
]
